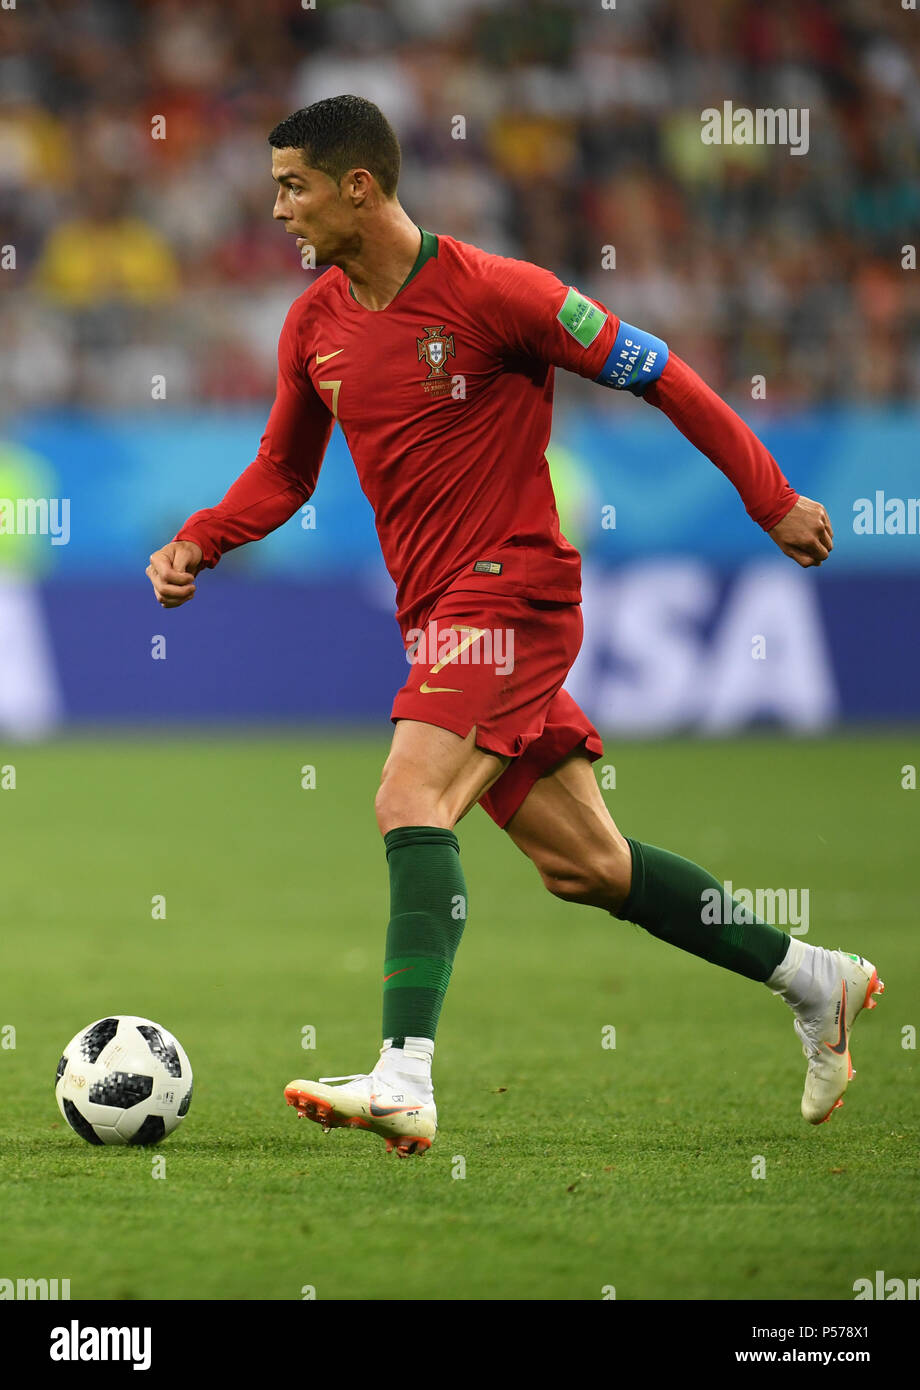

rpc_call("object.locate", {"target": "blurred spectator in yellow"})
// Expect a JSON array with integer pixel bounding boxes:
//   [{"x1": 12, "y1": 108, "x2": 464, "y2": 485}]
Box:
[{"x1": 34, "y1": 176, "x2": 179, "y2": 307}]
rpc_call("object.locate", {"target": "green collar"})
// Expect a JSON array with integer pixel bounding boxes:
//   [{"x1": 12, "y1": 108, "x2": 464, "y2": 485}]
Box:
[{"x1": 348, "y1": 227, "x2": 438, "y2": 304}]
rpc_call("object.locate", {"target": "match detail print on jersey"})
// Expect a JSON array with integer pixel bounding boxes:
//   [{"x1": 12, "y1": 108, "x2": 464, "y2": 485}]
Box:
[{"x1": 595, "y1": 319, "x2": 670, "y2": 395}]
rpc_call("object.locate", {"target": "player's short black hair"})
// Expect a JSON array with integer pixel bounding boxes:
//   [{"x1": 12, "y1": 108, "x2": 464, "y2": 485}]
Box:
[{"x1": 268, "y1": 96, "x2": 401, "y2": 198}]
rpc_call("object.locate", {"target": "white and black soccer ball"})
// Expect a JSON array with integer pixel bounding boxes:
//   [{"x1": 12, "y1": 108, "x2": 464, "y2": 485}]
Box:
[{"x1": 55, "y1": 1016, "x2": 192, "y2": 1146}]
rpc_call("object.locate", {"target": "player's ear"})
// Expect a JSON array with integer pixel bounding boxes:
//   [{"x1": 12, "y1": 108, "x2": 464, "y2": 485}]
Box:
[{"x1": 347, "y1": 168, "x2": 374, "y2": 204}]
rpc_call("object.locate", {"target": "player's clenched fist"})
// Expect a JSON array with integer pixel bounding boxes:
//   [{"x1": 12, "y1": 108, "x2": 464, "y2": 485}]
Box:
[
  {"x1": 767, "y1": 495, "x2": 834, "y2": 568},
  {"x1": 147, "y1": 540, "x2": 203, "y2": 607}
]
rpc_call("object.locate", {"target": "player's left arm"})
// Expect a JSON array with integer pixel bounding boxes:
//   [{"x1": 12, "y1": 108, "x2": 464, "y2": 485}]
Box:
[
  {"x1": 493, "y1": 262, "x2": 833, "y2": 567},
  {"x1": 639, "y1": 348, "x2": 832, "y2": 567}
]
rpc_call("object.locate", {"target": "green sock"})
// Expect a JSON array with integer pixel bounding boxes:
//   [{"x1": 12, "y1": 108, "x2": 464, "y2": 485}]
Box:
[
  {"x1": 615, "y1": 838, "x2": 790, "y2": 982},
  {"x1": 382, "y1": 826, "x2": 467, "y2": 1043}
]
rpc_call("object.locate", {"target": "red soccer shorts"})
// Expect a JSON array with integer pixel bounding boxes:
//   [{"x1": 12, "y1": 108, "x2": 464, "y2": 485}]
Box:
[{"x1": 390, "y1": 588, "x2": 604, "y2": 828}]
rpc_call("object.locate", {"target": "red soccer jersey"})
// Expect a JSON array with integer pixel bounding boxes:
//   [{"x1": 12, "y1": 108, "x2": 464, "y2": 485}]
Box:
[{"x1": 176, "y1": 230, "x2": 797, "y2": 637}]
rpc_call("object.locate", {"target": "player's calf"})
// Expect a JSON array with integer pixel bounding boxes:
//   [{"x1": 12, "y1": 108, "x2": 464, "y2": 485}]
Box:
[
  {"x1": 505, "y1": 753, "x2": 633, "y2": 910},
  {"x1": 537, "y1": 848, "x2": 632, "y2": 911}
]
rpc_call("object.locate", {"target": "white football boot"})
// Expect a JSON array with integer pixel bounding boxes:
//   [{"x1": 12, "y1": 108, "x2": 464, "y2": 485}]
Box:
[
  {"x1": 284, "y1": 1044, "x2": 436, "y2": 1156},
  {"x1": 773, "y1": 946, "x2": 884, "y2": 1124}
]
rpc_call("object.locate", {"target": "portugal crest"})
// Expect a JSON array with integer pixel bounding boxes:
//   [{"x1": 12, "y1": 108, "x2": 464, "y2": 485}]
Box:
[{"x1": 416, "y1": 325, "x2": 455, "y2": 396}]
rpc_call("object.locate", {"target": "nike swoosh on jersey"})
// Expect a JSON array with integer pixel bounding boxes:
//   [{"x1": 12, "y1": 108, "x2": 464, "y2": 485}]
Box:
[
  {"x1": 316, "y1": 349, "x2": 344, "y2": 363},
  {"x1": 419, "y1": 681, "x2": 463, "y2": 693}
]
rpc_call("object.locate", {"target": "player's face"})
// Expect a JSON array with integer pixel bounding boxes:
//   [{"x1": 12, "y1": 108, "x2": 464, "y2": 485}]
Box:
[{"x1": 271, "y1": 147, "x2": 357, "y2": 266}]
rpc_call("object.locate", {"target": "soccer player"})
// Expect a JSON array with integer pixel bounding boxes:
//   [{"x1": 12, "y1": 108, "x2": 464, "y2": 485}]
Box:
[{"x1": 147, "y1": 96, "x2": 882, "y2": 1156}]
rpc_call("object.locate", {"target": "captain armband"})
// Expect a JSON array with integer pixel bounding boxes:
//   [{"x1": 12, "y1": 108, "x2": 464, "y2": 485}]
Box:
[{"x1": 595, "y1": 320, "x2": 669, "y2": 395}]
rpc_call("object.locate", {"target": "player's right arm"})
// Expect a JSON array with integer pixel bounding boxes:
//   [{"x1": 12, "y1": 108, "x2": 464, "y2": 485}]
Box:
[{"x1": 147, "y1": 299, "x2": 334, "y2": 608}]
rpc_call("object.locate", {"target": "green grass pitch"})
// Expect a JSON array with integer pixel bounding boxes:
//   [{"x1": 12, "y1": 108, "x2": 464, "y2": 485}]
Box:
[{"x1": 1, "y1": 732, "x2": 917, "y2": 1301}]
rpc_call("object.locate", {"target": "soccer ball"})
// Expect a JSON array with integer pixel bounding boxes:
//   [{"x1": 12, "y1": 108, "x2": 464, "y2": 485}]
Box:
[{"x1": 55, "y1": 1015, "x2": 192, "y2": 1146}]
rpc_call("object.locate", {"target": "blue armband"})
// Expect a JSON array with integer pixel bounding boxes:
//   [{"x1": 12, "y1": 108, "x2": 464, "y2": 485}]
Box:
[{"x1": 595, "y1": 320, "x2": 669, "y2": 395}]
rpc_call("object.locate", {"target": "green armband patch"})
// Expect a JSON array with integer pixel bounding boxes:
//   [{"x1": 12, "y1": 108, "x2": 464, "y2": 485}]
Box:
[{"x1": 556, "y1": 287, "x2": 607, "y2": 348}]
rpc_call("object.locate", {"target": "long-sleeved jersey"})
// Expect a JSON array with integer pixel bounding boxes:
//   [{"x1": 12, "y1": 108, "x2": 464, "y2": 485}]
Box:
[{"x1": 176, "y1": 228, "x2": 798, "y2": 637}]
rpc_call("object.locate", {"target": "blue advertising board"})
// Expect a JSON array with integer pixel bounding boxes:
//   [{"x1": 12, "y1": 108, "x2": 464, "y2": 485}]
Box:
[{"x1": 0, "y1": 407, "x2": 917, "y2": 735}]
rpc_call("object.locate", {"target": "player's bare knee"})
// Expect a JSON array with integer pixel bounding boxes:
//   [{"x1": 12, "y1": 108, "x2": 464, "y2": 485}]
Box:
[{"x1": 374, "y1": 773, "x2": 447, "y2": 836}]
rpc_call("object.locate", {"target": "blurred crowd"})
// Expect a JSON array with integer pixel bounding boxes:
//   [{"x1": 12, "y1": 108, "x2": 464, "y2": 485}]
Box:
[{"x1": 2, "y1": 0, "x2": 919, "y2": 413}]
